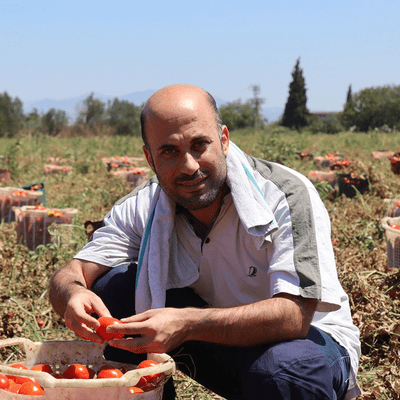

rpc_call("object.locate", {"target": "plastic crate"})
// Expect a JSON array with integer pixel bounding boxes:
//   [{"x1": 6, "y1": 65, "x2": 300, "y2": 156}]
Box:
[
  {"x1": 308, "y1": 170, "x2": 337, "y2": 186},
  {"x1": 371, "y1": 150, "x2": 395, "y2": 160},
  {"x1": 44, "y1": 164, "x2": 71, "y2": 175},
  {"x1": 384, "y1": 199, "x2": 400, "y2": 217},
  {"x1": 113, "y1": 167, "x2": 150, "y2": 188},
  {"x1": 0, "y1": 168, "x2": 11, "y2": 181},
  {"x1": 390, "y1": 155, "x2": 400, "y2": 175},
  {"x1": 337, "y1": 173, "x2": 369, "y2": 198},
  {"x1": 0, "y1": 338, "x2": 175, "y2": 400},
  {"x1": 14, "y1": 206, "x2": 78, "y2": 250},
  {"x1": 382, "y1": 216, "x2": 400, "y2": 269},
  {"x1": 0, "y1": 187, "x2": 44, "y2": 223}
]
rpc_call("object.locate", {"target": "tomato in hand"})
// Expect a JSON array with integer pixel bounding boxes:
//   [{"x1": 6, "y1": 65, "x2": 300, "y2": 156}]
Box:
[
  {"x1": 96, "y1": 316, "x2": 124, "y2": 341},
  {"x1": 63, "y1": 364, "x2": 90, "y2": 379},
  {"x1": 31, "y1": 363, "x2": 53, "y2": 374},
  {"x1": 97, "y1": 366, "x2": 123, "y2": 379},
  {"x1": 0, "y1": 373, "x2": 10, "y2": 390},
  {"x1": 18, "y1": 381, "x2": 45, "y2": 396},
  {"x1": 129, "y1": 386, "x2": 144, "y2": 393}
]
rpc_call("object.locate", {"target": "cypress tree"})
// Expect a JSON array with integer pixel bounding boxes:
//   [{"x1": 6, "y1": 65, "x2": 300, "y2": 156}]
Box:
[{"x1": 281, "y1": 58, "x2": 309, "y2": 130}]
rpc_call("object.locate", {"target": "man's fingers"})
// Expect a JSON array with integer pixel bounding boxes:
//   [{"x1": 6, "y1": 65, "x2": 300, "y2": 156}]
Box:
[{"x1": 108, "y1": 337, "x2": 149, "y2": 354}]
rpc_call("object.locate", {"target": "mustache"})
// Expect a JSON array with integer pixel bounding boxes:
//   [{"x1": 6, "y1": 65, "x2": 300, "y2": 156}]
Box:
[{"x1": 176, "y1": 170, "x2": 208, "y2": 183}]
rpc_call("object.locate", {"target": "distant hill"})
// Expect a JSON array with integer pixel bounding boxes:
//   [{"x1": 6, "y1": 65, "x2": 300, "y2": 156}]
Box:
[{"x1": 23, "y1": 90, "x2": 283, "y2": 124}]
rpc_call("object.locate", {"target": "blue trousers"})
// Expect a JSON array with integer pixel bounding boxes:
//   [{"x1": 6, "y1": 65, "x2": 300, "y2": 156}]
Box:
[{"x1": 92, "y1": 263, "x2": 350, "y2": 400}]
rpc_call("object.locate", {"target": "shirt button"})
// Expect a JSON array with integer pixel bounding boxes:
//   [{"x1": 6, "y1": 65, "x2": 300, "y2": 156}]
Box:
[{"x1": 205, "y1": 238, "x2": 210, "y2": 244}]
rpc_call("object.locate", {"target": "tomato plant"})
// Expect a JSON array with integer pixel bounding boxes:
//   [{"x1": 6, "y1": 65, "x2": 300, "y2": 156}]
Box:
[
  {"x1": 96, "y1": 316, "x2": 124, "y2": 341},
  {"x1": 18, "y1": 381, "x2": 45, "y2": 396},
  {"x1": 63, "y1": 364, "x2": 90, "y2": 379},
  {"x1": 97, "y1": 366, "x2": 123, "y2": 379}
]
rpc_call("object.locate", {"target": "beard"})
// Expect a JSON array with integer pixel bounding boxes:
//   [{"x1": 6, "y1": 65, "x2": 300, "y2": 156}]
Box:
[
  {"x1": 153, "y1": 153, "x2": 228, "y2": 211},
  {"x1": 168, "y1": 168, "x2": 227, "y2": 210}
]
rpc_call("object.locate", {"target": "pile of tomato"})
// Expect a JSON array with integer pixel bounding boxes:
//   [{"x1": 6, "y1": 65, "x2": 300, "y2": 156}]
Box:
[
  {"x1": 389, "y1": 223, "x2": 400, "y2": 231},
  {"x1": 0, "y1": 358, "x2": 162, "y2": 396}
]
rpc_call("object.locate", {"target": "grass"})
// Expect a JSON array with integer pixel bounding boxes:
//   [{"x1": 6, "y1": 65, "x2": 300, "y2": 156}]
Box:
[{"x1": 0, "y1": 125, "x2": 399, "y2": 398}]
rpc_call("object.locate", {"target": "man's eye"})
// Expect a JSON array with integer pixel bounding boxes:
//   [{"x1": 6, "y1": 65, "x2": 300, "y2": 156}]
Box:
[
  {"x1": 162, "y1": 148, "x2": 177, "y2": 156},
  {"x1": 194, "y1": 141, "x2": 209, "y2": 149}
]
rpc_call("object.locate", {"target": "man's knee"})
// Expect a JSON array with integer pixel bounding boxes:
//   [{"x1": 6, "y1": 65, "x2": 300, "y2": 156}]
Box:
[
  {"x1": 241, "y1": 339, "x2": 334, "y2": 400},
  {"x1": 91, "y1": 262, "x2": 137, "y2": 319}
]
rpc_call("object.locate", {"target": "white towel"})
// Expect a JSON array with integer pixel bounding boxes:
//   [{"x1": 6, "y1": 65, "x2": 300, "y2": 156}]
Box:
[{"x1": 134, "y1": 142, "x2": 278, "y2": 314}]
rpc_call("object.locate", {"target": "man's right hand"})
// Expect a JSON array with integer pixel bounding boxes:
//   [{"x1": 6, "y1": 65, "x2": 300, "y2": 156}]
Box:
[
  {"x1": 63, "y1": 289, "x2": 111, "y2": 343},
  {"x1": 49, "y1": 258, "x2": 112, "y2": 342}
]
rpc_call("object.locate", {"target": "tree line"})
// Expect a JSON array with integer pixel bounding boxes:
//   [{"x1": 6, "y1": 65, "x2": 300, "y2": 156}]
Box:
[{"x1": 1, "y1": 60, "x2": 400, "y2": 136}]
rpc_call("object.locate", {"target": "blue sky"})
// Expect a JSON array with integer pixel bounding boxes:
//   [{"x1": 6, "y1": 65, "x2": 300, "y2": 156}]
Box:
[{"x1": 1, "y1": 0, "x2": 399, "y2": 116}]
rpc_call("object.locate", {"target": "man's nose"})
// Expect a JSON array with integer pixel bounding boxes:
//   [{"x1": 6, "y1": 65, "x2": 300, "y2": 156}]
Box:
[{"x1": 180, "y1": 151, "x2": 200, "y2": 175}]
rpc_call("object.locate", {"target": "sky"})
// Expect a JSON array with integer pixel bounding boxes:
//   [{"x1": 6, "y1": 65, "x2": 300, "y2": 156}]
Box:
[{"x1": 1, "y1": 0, "x2": 400, "y2": 119}]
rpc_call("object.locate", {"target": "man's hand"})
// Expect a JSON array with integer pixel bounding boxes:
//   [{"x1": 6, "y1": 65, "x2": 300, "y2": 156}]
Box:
[
  {"x1": 49, "y1": 258, "x2": 112, "y2": 342},
  {"x1": 63, "y1": 290, "x2": 111, "y2": 343},
  {"x1": 106, "y1": 308, "x2": 191, "y2": 353},
  {"x1": 102, "y1": 294, "x2": 318, "y2": 353}
]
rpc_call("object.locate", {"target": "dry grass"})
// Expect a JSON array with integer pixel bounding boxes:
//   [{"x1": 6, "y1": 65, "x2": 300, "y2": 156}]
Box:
[{"x1": 0, "y1": 128, "x2": 399, "y2": 398}]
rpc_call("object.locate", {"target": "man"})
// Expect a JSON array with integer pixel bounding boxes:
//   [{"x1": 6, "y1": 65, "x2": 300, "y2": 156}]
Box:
[{"x1": 49, "y1": 84, "x2": 361, "y2": 399}]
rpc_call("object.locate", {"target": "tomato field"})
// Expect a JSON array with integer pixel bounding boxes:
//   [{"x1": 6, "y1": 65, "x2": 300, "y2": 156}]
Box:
[{"x1": 0, "y1": 126, "x2": 399, "y2": 399}]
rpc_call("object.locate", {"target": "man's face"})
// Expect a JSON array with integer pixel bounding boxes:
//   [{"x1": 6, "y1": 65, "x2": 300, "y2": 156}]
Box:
[{"x1": 143, "y1": 104, "x2": 229, "y2": 211}]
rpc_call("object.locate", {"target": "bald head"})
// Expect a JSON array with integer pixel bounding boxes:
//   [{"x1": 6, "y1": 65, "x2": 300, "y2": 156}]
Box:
[{"x1": 140, "y1": 84, "x2": 222, "y2": 148}]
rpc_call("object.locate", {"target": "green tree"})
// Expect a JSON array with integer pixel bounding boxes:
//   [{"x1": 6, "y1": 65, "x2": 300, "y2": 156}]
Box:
[
  {"x1": 41, "y1": 108, "x2": 68, "y2": 135},
  {"x1": 340, "y1": 85, "x2": 357, "y2": 130},
  {"x1": 220, "y1": 99, "x2": 256, "y2": 131},
  {"x1": 249, "y1": 84, "x2": 266, "y2": 130},
  {"x1": 24, "y1": 108, "x2": 41, "y2": 130},
  {"x1": 106, "y1": 98, "x2": 142, "y2": 135},
  {"x1": 341, "y1": 85, "x2": 400, "y2": 132},
  {"x1": 76, "y1": 93, "x2": 105, "y2": 126},
  {"x1": 0, "y1": 92, "x2": 24, "y2": 137},
  {"x1": 281, "y1": 58, "x2": 309, "y2": 131}
]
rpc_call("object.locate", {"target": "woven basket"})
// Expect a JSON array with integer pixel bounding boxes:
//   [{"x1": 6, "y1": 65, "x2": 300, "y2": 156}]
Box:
[{"x1": 382, "y1": 216, "x2": 400, "y2": 269}]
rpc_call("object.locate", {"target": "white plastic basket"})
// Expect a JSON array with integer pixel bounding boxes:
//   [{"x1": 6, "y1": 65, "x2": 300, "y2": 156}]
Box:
[
  {"x1": 14, "y1": 206, "x2": 78, "y2": 250},
  {"x1": 0, "y1": 338, "x2": 175, "y2": 400},
  {"x1": 112, "y1": 167, "x2": 150, "y2": 188},
  {"x1": 383, "y1": 198, "x2": 400, "y2": 217},
  {"x1": 382, "y1": 216, "x2": 400, "y2": 269},
  {"x1": 0, "y1": 187, "x2": 44, "y2": 223}
]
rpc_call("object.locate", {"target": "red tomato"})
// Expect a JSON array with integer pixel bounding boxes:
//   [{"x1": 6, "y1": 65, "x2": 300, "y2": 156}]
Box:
[
  {"x1": 18, "y1": 381, "x2": 45, "y2": 396},
  {"x1": 63, "y1": 364, "x2": 90, "y2": 379},
  {"x1": 96, "y1": 316, "x2": 124, "y2": 341},
  {"x1": 51, "y1": 373, "x2": 64, "y2": 379},
  {"x1": 0, "y1": 373, "x2": 9, "y2": 389},
  {"x1": 129, "y1": 386, "x2": 144, "y2": 393},
  {"x1": 88, "y1": 367, "x2": 96, "y2": 379},
  {"x1": 136, "y1": 360, "x2": 162, "y2": 387},
  {"x1": 97, "y1": 366, "x2": 123, "y2": 379},
  {"x1": 9, "y1": 363, "x2": 28, "y2": 370},
  {"x1": 31, "y1": 364, "x2": 53, "y2": 374},
  {"x1": 6, "y1": 383, "x2": 22, "y2": 393}
]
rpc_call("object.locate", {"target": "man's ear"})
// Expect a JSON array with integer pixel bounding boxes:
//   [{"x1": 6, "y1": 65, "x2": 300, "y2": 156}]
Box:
[
  {"x1": 143, "y1": 145, "x2": 155, "y2": 173},
  {"x1": 221, "y1": 125, "x2": 230, "y2": 156}
]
